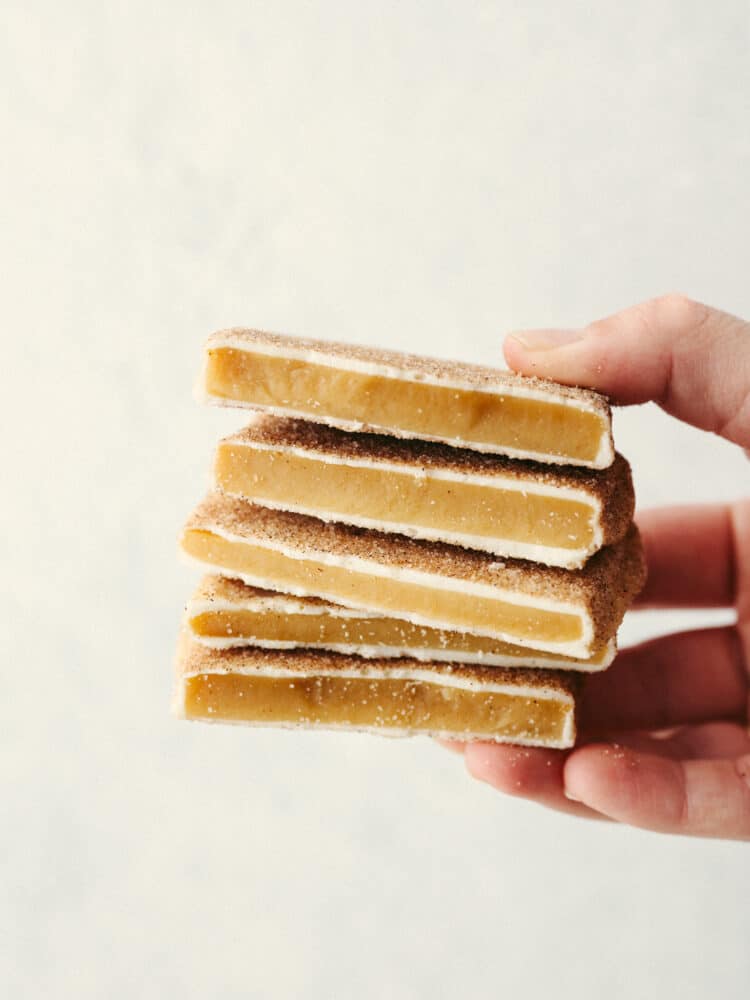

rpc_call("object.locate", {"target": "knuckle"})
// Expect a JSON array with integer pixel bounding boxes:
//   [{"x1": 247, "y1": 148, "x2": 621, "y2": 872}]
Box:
[
  {"x1": 654, "y1": 292, "x2": 708, "y2": 329},
  {"x1": 582, "y1": 317, "x2": 611, "y2": 341}
]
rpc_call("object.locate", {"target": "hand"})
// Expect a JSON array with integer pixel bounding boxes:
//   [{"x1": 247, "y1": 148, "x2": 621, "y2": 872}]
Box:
[{"x1": 444, "y1": 295, "x2": 750, "y2": 840}]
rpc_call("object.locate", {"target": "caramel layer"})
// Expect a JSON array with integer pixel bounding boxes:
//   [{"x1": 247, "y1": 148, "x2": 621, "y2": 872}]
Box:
[
  {"x1": 183, "y1": 673, "x2": 573, "y2": 745},
  {"x1": 204, "y1": 345, "x2": 610, "y2": 467},
  {"x1": 175, "y1": 641, "x2": 578, "y2": 747},
  {"x1": 215, "y1": 442, "x2": 597, "y2": 565}
]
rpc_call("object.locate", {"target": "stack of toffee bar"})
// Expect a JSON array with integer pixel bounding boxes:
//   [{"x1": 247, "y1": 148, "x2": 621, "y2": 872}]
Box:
[{"x1": 175, "y1": 329, "x2": 645, "y2": 749}]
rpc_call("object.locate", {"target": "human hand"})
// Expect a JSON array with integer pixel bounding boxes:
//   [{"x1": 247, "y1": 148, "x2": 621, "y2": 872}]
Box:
[{"x1": 445, "y1": 295, "x2": 750, "y2": 840}]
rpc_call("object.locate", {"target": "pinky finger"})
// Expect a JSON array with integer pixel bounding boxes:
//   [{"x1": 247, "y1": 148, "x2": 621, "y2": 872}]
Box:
[{"x1": 564, "y1": 744, "x2": 750, "y2": 840}]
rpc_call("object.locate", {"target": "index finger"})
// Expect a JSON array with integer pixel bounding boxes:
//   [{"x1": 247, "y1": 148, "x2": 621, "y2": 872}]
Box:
[{"x1": 503, "y1": 294, "x2": 750, "y2": 450}]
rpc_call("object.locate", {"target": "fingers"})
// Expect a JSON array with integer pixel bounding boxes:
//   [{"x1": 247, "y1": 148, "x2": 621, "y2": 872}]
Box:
[
  {"x1": 448, "y1": 726, "x2": 750, "y2": 830},
  {"x1": 733, "y1": 501, "x2": 750, "y2": 631},
  {"x1": 635, "y1": 505, "x2": 736, "y2": 609},
  {"x1": 579, "y1": 627, "x2": 748, "y2": 735},
  {"x1": 664, "y1": 721, "x2": 750, "y2": 759},
  {"x1": 460, "y1": 743, "x2": 607, "y2": 821},
  {"x1": 504, "y1": 294, "x2": 750, "y2": 449},
  {"x1": 564, "y1": 741, "x2": 750, "y2": 840},
  {"x1": 606, "y1": 722, "x2": 750, "y2": 761}
]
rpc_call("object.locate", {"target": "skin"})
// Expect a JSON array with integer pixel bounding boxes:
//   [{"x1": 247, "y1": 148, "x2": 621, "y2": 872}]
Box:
[{"x1": 441, "y1": 294, "x2": 750, "y2": 840}]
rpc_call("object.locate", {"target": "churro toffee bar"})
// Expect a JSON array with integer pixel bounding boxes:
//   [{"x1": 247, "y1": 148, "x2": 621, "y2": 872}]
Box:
[
  {"x1": 200, "y1": 328, "x2": 614, "y2": 468},
  {"x1": 187, "y1": 576, "x2": 617, "y2": 672},
  {"x1": 174, "y1": 634, "x2": 580, "y2": 748},
  {"x1": 214, "y1": 417, "x2": 633, "y2": 568}
]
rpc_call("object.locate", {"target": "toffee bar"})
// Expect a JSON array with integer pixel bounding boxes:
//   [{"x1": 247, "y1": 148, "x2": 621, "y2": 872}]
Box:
[
  {"x1": 215, "y1": 417, "x2": 633, "y2": 568},
  {"x1": 201, "y1": 328, "x2": 614, "y2": 468},
  {"x1": 174, "y1": 635, "x2": 579, "y2": 748},
  {"x1": 188, "y1": 576, "x2": 616, "y2": 671}
]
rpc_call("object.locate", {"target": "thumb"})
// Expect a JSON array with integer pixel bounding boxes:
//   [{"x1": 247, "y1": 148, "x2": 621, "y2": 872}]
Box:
[{"x1": 504, "y1": 294, "x2": 750, "y2": 449}]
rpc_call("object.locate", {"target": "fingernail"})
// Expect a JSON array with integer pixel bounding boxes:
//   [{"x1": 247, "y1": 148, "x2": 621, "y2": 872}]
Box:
[
  {"x1": 510, "y1": 330, "x2": 584, "y2": 351},
  {"x1": 563, "y1": 786, "x2": 582, "y2": 802}
]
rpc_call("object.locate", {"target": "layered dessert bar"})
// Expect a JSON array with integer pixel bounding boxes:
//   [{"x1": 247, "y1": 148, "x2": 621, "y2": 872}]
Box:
[
  {"x1": 174, "y1": 634, "x2": 580, "y2": 748},
  {"x1": 214, "y1": 417, "x2": 633, "y2": 568},
  {"x1": 201, "y1": 328, "x2": 614, "y2": 468},
  {"x1": 187, "y1": 576, "x2": 616, "y2": 671}
]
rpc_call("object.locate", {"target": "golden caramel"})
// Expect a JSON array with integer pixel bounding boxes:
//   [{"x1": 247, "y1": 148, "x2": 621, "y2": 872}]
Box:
[
  {"x1": 190, "y1": 601, "x2": 613, "y2": 670},
  {"x1": 205, "y1": 347, "x2": 606, "y2": 464},
  {"x1": 182, "y1": 671, "x2": 573, "y2": 745},
  {"x1": 215, "y1": 443, "x2": 595, "y2": 552}
]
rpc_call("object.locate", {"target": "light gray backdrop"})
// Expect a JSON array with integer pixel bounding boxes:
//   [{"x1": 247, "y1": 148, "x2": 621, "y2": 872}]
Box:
[{"x1": 2, "y1": 2, "x2": 749, "y2": 998}]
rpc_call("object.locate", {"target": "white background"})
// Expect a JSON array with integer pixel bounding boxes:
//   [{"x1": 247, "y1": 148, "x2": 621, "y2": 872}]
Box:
[{"x1": 2, "y1": 2, "x2": 749, "y2": 997}]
